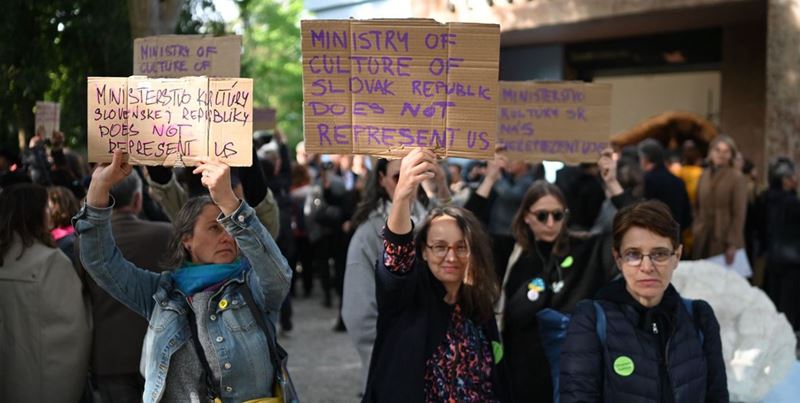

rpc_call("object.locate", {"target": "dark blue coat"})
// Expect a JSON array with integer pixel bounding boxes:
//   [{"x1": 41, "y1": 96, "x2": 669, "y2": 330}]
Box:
[{"x1": 560, "y1": 279, "x2": 729, "y2": 403}]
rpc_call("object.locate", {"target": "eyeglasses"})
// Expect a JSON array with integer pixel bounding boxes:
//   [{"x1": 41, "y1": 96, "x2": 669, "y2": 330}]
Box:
[
  {"x1": 426, "y1": 243, "x2": 470, "y2": 258},
  {"x1": 620, "y1": 249, "x2": 676, "y2": 267},
  {"x1": 528, "y1": 209, "x2": 567, "y2": 224}
]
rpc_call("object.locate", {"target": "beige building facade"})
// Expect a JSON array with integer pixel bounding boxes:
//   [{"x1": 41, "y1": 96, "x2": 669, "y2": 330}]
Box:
[{"x1": 413, "y1": 0, "x2": 799, "y2": 175}]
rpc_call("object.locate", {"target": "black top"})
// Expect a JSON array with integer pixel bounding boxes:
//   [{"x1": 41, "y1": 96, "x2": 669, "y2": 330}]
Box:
[
  {"x1": 643, "y1": 165, "x2": 693, "y2": 232},
  {"x1": 364, "y1": 226, "x2": 511, "y2": 403},
  {"x1": 466, "y1": 190, "x2": 634, "y2": 402}
]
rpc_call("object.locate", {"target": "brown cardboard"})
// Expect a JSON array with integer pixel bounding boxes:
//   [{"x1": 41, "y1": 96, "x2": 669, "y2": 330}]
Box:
[
  {"x1": 301, "y1": 19, "x2": 499, "y2": 160},
  {"x1": 87, "y1": 76, "x2": 253, "y2": 167},
  {"x1": 207, "y1": 78, "x2": 253, "y2": 167},
  {"x1": 253, "y1": 107, "x2": 276, "y2": 130},
  {"x1": 34, "y1": 101, "x2": 60, "y2": 139},
  {"x1": 133, "y1": 35, "x2": 241, "y2": 78},
  {"x1": 498, "y1": 81, "x2": 612, "y2": 164},
  {"x1": 87, "y1": 77, "x2": 129, "y2": 163}
]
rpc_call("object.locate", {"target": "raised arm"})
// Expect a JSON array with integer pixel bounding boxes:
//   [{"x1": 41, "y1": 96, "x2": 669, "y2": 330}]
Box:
[
  {"x1": 386, "y1": 148, "x2": 438, "y2": 235},
  {"x1": 377, "y1": 148, "x2": 438, "y2": 313},
  {"x1": 77, "y1": 150, "x2": 161, "y2": 318},
  {"x1": 193, "y1": 157, "x2": 291, "y2": 311}
]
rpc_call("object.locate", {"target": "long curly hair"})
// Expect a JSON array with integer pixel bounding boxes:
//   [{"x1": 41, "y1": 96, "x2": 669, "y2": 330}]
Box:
[{"x1": 416, "y1": 206, "x2": 499, "y2": 323}]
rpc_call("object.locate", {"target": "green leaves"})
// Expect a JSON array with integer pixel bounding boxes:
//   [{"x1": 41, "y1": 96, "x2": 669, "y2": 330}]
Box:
[{"x1": 239, "y1": 0, "x2": 304, "y2": 150}]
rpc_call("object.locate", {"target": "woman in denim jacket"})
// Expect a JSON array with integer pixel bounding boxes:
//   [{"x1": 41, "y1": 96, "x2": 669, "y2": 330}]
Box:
[{"x1": 74, "y1": 151, "x2": 292, "y2": 403}]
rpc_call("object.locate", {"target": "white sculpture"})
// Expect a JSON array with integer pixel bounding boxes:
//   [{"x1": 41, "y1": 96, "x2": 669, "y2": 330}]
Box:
[{"x1": 672, "y1": 260, "x2": 797, "y2": 402}]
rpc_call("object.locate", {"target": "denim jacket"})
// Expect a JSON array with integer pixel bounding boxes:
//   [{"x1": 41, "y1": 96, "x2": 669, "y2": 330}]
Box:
[{"x1": 73, "y1": 199, "x2": 292, "y2": 403}]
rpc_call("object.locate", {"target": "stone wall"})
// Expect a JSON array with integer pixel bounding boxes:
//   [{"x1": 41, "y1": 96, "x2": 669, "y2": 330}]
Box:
[{"x1": 766, "y1": 0, "x2": 800, "y2": 166}]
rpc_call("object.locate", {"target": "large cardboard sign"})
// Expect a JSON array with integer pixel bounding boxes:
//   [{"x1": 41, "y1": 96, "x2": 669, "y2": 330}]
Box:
[
  {"x1": 301, "y1": 19, "x2": 500, "y2": 159},
  {"x1": 498, "y1": 81, "x2": 612, "y2": 164},
  {"x1": 253, "y1": 107, "x2": 276, "y2": 130},
  {"x1": 133, "y1": 35, "x2": 242, "y2": 78},
  {"x1": 35, "y1": 101, "x2": 60, "y2": 138},
  {"x1": 87, "y1": 76, "x2": 253, "y2": 167}
]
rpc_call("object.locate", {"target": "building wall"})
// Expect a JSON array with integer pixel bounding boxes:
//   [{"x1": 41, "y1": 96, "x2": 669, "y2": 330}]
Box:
[
  {"x1": 721, "y1": 21, "x2": 767, "y2": 175},
  {"x1": 499, "y1": 45, "x2": 563, "y2": 81},
  {"x1": 596, "y1": 71, "x2": 722, "y2": 136},
  {"x1": 766, "y1": 0, "x2": 800, "y2": 167}
]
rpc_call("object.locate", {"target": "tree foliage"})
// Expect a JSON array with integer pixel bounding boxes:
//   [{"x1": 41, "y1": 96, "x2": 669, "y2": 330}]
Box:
[
  {"x1": 1, "y1": 0, "x2": 132, "y2": 151},
  {"x1": 0, "y1": 0, "x2": 304, "y2": 155},
  {"x1": 238, "y1": 0, "x2": 304, "y2": 150},
  {"x1": 0, "y1": 0, "x2": 225, "y2": 153}
]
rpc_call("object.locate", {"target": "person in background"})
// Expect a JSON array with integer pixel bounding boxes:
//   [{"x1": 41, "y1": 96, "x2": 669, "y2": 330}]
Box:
[
  {"x1": 675, "y1": 139, "x2": 704, "y2": 205},
  {"x1": 365, "y1": 148, "x2": 509, "y2": 402},
  {"x1": 674, "y1": 139, "x2": 704, "y2": 253},
  {"x1": 342, "y1": 157, "x2": 432, "y2": 394},
  {"x1": 257, "y1": 131, "x2": 296, "y2": 332},
  {"x1": 24, "y1": 131, "x2": 86, "y2": 198},
  {"x1": 288, "y1": 160, "x2": 313, "y2": 298},
  {"x1": 304, "y1": 154, "x2": 347, "y2": 307},
  {"x1": 466, "y1": 152, "x2": 537, "y2": 279},
  {"x1": 48, "y1": 185, "x2": 81, "y2": 265},
  {"x1": 75, "y1": 151, "x2": 291, "y2": 402},
  {"x1": 692, "y1": 135, "x2": 748, "y2": 265},
  {"x1": 332, "y1": 154, "x2": 362, "y2": 331},
  {"x1": 560, "y1": 200, "x2": 729, "y2": 403},
  {"x1": 0, "y1": 183, "x2": 92, "y2": 402},
  {"x1": 638, "y1": 138, "x2": 693, "y2": 236},
  {"x1": 755, "y1": 158, "x2": 800, "y2": 332},
  {"x1": 82, "y1": 171, "x2": 174, "y2": 402},
  {"x1": 562, "y1": 162, "x2": 606, "y2": 233},
  {"x1": 468, "y1": 149, "x2": 633, "y2": 402}
]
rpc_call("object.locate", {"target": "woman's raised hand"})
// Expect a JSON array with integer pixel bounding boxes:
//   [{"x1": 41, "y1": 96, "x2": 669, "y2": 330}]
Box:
[
  {"x1": 387, "y1": 148, "x2": 437, "y2": 235},
  {"x1": 87, "y1": 150, "x2": 133, "y2": 208},
  {"x1": 192, "y1": 157, "x2": 240, "y2": 216},
  {"x1": 393, "y1": 148, "x2": 438, "y2": 203},
  {"x1": 598, "y1": 147, "x2": 624, "y2": 195}
]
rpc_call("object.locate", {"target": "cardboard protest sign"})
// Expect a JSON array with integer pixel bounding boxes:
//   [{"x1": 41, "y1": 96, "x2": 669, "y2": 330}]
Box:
[
  {"x1": 87, "y1": 76, "x2": 253, "y2": 167},
  {"x1": 301, "y1": 19, "x2": 500, "y2": 159},
  {"x1": 253, "y1": 107, "x2": 276, "y2": 130},
  {"x1": 498, "y1": 81, "x2": 612, "y2": 164},
  {"x1": 133, "y1": 35, "x2": 241, "y2": 78},
  {"x1": 35, "y1": 101, "x2": 60, "y2": 138}
]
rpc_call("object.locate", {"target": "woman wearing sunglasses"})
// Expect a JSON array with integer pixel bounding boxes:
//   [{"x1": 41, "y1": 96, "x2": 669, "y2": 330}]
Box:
[
  {"x1": 560, "y1": 200, "x2": 728, "y2": 403},
  {"x1": 364, "y1": 148, "x2": 510, "y2": 402},
  {"x1": 466, "y1": 149, "x2": 634, "y2": 402}
]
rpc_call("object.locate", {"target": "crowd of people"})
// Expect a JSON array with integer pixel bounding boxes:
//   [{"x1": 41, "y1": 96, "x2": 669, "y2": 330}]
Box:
[{"x1": 0, "y1": 128, "x2": 798, "y2": 402}]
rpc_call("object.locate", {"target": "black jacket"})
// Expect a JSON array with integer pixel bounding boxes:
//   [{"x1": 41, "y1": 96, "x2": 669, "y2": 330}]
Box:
[
  {"x1": 364, "y1": 227, "x2": 510, "y2": 403},
  {"x1": 643, "y1": 165, "x2": 693, "y2": 232},
  {"x1": 466, "y1": 191, "x2": 633, "y2": 402},
  {"x1": 560, "y1": 279, "x2": 729, "y2": 403}
]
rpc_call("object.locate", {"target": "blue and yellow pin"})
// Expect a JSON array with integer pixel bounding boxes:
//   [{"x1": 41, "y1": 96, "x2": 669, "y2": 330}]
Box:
[{"x1": 527, "y1": 278, "x2": 546, "y2": 301}]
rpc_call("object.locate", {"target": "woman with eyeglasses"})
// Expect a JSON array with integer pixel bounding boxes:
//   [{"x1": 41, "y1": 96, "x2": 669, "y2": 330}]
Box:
[
  {"x1": 364, "y1": 148, "x2": 510, "y2": 403},
  {"x1": 467, "y1": 149, "x2": 634, "y2": 402},
  {"x1": 560, "y1": 200, "x2": 729, "y2": 403}
]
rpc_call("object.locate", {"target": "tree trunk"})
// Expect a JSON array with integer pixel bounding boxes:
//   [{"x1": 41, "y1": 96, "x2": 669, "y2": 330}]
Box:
[{"x1": 128, "y1": 0, "x2": 182, "y2": 39}]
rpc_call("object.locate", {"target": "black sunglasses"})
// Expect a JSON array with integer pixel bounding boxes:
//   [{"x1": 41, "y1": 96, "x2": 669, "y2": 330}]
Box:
[{"x1": 529, "y1": 209, "x2": 567, "y2": 224}]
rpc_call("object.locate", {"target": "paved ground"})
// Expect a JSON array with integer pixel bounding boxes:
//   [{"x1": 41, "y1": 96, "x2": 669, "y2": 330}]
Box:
[{"x1": 278, "y1": 291, "x2": 363, "y2": 403}]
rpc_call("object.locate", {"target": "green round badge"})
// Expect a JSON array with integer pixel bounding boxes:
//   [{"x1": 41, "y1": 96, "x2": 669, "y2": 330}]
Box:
[
  {"x1": 613, "y1": 356, "x2": 635, "y2": 376},
  {"x1": 561, "y1": 256, "x2": 574, "y2": 268}
]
